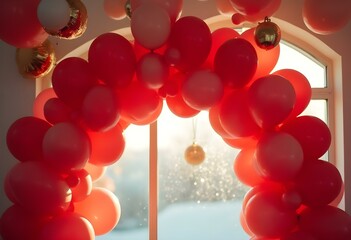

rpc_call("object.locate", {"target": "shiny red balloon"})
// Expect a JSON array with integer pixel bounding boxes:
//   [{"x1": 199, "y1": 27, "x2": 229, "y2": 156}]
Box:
[
  {"x1": 43, "y1": 122, "x2": 91, "y2": 172},
  {"x1": 52, "y1": 57, "x2": 98, "y2": 109},
  {"x1": 6, "y1": 161, "x2": 72, "y2": 216},
  {"x1": 255, "y1": 132, "x2": 303, "y2": 181},
  {"x1": 214, "y1": 38, "x2": 257, "y2": 88},
  {"x1": 166, "y1": 16, "x2": 212, "y2": 72},
  {"x1": 248, "y1": 75, "x2": 296, "y2": 129},
  {"x1": 39, "y1": 213, "x2": 95, "y2": 240},
  {"x1": 273, "y1": 69, "x2": 311, "y2": 121},
  {"x1": 6, "y1": 117, "x2": 51, "y2": 162},
  {"x1": 81, "y1": 85, "x2": 120, "y2": 132},
  {"x1": 281, "y1": 115, "x2": 331, "y2": 160},
  {"x1": 295, "y1": 159, "x2": 342, "y2": 207},
  {"x1": 219, "y1": 89, "x2": 260, "y2": 138},
  {"x1": 299, "y1": 205, "x2": 351, "y2": 240},
  {"x1": 88, "y1": 125, "x2": 125, "y2": 166},
  {"x1": 44, "y1": 98, "x2": 72, "y2": 124},
  {"x1": 88, "y1": 33, "x2": 136, "y2": 88},
  {"x1": 0, "y1": 0, "x2": 48, "y2": 48},
  {"x1": 0, "y1": 205, "x2": 47, "y2": 240}
]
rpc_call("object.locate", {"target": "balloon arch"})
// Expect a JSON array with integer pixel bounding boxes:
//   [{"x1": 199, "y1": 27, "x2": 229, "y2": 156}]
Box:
[{"x1": 1, "y1": 0, "x2": 351, "y2": 240}]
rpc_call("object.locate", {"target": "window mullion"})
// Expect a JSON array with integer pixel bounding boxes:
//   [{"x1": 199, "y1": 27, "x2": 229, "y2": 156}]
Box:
[{"x1": 149, "y1": 121, "x2": 158, "y2": 240}]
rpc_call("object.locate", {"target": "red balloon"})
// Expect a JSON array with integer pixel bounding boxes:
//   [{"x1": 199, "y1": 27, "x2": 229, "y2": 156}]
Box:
[
  {"x1": 74, "y1": 188, "x2": 121, "y2": 236},
  {"x1": 88, "y1": 33, "x2": 136, "y2": 88},
  {"x1": 88, "y1": 125, "x2": 125, "y2": 166},
  {"x1": 166, "y1": 16, "x2": 212, "y2": 72},
  {"x1": 219, "y1": 89, "x2": 260, "y2": 138},
  {"x1": 166, "y1": 91, "x2": 200, "y2": 118},
  {"x1": 39, "y1": 213, "x2": 95, "y2": 240},
  {"x1": 81, "y1": 85, "x2": 120, "y2": 132},
  {"x1": 234, "y1": 148, "x2": 265, "y2": 187},
  {"x1": 43, "y1": 122, "x2": 91, "y2": 172},
  {"x1": 281, "y1": 115, "x2": 331, "y2": 160},
  {"x1": 295, "y1": 159, "x2": 342, "y2": 207},
  {"x1": 209, "y1": 103, "x2": 233, "y2": 139},
  {"x1": 136, "y1": 52, "x2": 169, "y2": 89},
  {"x1": 33, "y1": 88, "x2": 57, "y2": 120},
  {"x1": 84, "y1": 163, "x2": 107, "y2": 182},
  {"x1": 223, "y1": 135, "x2": 258, "y2": 149},
  {"x1": 133, "y1": 97, "x2": 163, "y2": 125},
  {"x1": 303, "y1": 0, "x2": 351, "y2": 35},
  {"x1": 241, "y1": 28, "x2": 280, "y2": 81},
  {"x1": 0, "y1": 205, "x2": 47, "y2": 240},
  {"x1": 181, "y1": 70, "x2": 224, "y2": 110},
  {"x1": 248, "y1": 75, "x2": 296, "y2": 129},
  {"x1": 44, "y1": 98, "x2": 72, "y2": 124},
  {"x1": 6, "y1": 161, "x2": 72, "y2": 216},
  {"x1": 69, "y1": 169, "x2": 93, "y2": 202},
  {"x1": 52, "y1": 57, "x2": 98, "y2": 109},
  {"x1": 214, "y1": 38, "x2": 257, "y2": 88},
  {"x1": 273, "y1": 69, "x2": 311, "y2": 121},
  {"x1": 245, "y1": 190, "x2": 297, "y2": 238},
  {"x1": 207, "y1": 27, "x2": 240, "y2": 65},
  {"x1": 6, "y1": 117, "x2": 51, "y2": 162},
  {"x1": 281, "y1": 230, "x2": 315, "y2": 240},
  {"x1": 118, "y1": 80, "x2": 161, "y2": 124},
  {"x1": 299, "y1": 205, "x2": 351, "y2": 240},
  {"x1": 255, "y1": 132, "x2": 303, "y2": 181},
  {"x1": 0, "y1": 0, "x2": 48, "y2": 48}
]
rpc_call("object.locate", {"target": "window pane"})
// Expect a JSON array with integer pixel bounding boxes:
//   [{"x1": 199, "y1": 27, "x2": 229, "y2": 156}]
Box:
[
  {"x1": 272, "y1": 41, "x2": 327, "y2": 88},
  {"x1": 158, "y1": 106, "x2": 249, "y2": 240},
  {"x1": 96, "y1": 125, "x2": 149, "y2": 240}
]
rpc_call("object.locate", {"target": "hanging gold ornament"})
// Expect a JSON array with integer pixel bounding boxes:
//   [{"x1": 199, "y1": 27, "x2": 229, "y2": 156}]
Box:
[
  {"x1": 125, "y1": 0, "x2": 132, "y2": 19},
  {"x1": 45, "y1": 0, "x2": 88, "y2": 39},
  {"x1": 254, "y1": 17, "x2": 281, "y2": 50},
  {"x1": 184, "y1": 143, "x2": 206, "y2": 165},
  {"x1": 16, "y1": 39, "x2": 56, "y2": 79}
]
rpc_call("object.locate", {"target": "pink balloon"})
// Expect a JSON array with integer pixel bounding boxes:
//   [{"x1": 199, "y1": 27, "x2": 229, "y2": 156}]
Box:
[
  {"x1": 6, "y1": 117, "x2": 51, "y2": 162},
  {"x1": 74, "y1": 188, "x2": 121, "y2": 235},
  {"x1": 44, "y1": 98, "x2": 72, "y2": 124},
  {"x1": 214, "y1": 38, "x2": 257, "y2": 88},
  {"x1": 245, "y1": 190, "x2": 297, "y2": 238},
  {"x1": 33, "y1": 88, "x2": 57, "y2": 120},
  {"x1": 280, "y1": 116, "x2": 331, "y2": 160},
  {"x1": 273, "y1": 69, "x2": 311, "y2": 121},
  {"x1": 295, "y1": 159, "x2": 342, "y2": 207},
  {"x1": 299, "y1": 205, "x2": 351, "y2": 240},
  {"x1": 241, "y1": 28, "x2": 280, "y2": 81},
  {"x1": 6, "y1": 161, "x2": 72, "y2": 216},
  {"x1": 52, "y1": 57, "x2": 98, "y2": 109},
  {"x1": 0, "y1": 205, "x2": 46, "y2": 240},
  {"x1": 0, "y1": 0, "x2": 48, "y2": 48},
  {"x1": 103, "y1": 0, "x2": 127, "y2": 20},
  {"x1": 88, "y1": 33, "x2": 136, "y2": 88},
  {"x1": 131, "y1": 0, "x2": 183, "y2": 23},
  {"x1": 88, "y1": 125, "x2": 125, "y2": 166},
  {"x1": 84, "y1": 163, "x2": 107, "y2": 182},
  {"x1": 131, "y1": 2, "x2": 171, "y2": 50},
  {"x1": 219, "y1": 89, "x2": 260, "y2": 138},
  {"x1": 303, "y1": 0, "x2": 351, "y2": 35},
  {"x1": 81, "y1": 85, "x2": 120, "y2": 132},
  {"x1": 136, "y1": 52, "x2": 169, "y2": 89},
  {"x1": 166, "y1": 16, "x2": 212, "y2": 72},
  {"x1": 247, "y1": 75, "x2": 296, "y2": 129},
  {"x1": 181, "y1": 70, "x2": 224, "y2": 110},
  {"x1": 43, "y1": 122, "x2": 91, "y2": 172},
  {"x1": 255, "y1": 132, "x2": 303, "y2": 181},
  {"x1": 39, "y1": 213, "x2": 95, "y2": 240}
]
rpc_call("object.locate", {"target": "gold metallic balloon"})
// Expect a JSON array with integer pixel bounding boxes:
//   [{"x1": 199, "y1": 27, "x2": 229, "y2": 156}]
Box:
[
  {"x1": 184, "y1": 143, "x2": 206, "y2": 165},
  {"x1": 45, "y1": 0, "x2": 88, "y2": 39},
  {"x1": 125, "y1": 0, "x2": 132, "y2": 19},
  {"x1": 16, "y1": 39, "x2": 56, "y2": 79},
  {"x1": 254, "y1": 17, "x2": 281, "y2": 50}
]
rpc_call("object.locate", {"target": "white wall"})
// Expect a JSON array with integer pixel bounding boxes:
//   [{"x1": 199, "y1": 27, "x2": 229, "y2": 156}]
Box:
[{"x1": 1, "y1": 0, "x2": 350, "y2": 216}]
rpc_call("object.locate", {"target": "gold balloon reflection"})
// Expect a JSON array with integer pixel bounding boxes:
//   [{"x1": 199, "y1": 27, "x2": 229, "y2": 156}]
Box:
[
  {"x1": 45, "y1": 0, "x2": 88, "y2": 39},
  {"x1": 184, "y1": 143, "x2": 206, "y2": 165},
  {"x1": 254, "y1": 17, "x2": 281, "y2": 50},
  {"x1": 16, "y1": 40, "x2": 56, "y2": 79}
]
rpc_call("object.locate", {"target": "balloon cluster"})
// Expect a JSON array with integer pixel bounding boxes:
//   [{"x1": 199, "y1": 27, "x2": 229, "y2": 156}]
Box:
[
  {"x1": 0, "y1": 0, "x2": 88, "y2": 79},
  {"x1": 1, "y1": 0, "x2": 351, "y2": 239},
  {"x1": 215, "y1": 0, "x2": 351, "y2": 35}
]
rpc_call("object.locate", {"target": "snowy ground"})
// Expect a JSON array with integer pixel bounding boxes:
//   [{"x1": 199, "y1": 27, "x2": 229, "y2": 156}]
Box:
[{"x1": 96, "y1": 200, "x2": 249, "y2": 240}]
